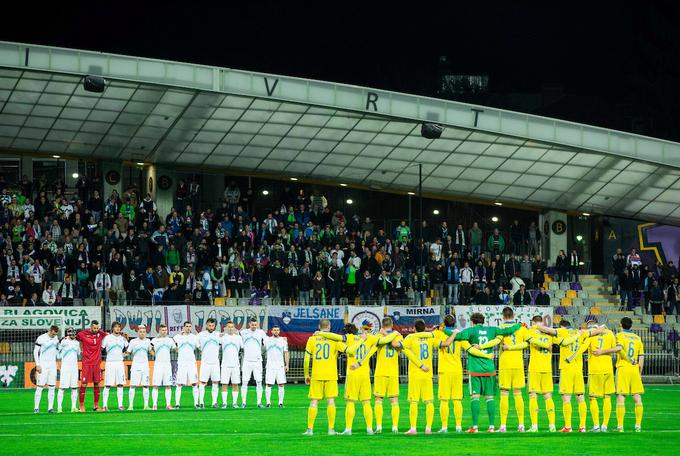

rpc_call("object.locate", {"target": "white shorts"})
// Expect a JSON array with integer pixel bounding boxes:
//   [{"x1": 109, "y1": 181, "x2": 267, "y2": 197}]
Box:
[
  {"x1": 152, "y1": 363, "x2": 173, "y2": 386},
  {"x1": 265, "y1": 366, "x2": 286, "y2": 385},
  {"x1": 104, "y1": 361, "x2": 126, "y2": 386},
  {"x1": 242, "y1": 360, "x2": 263, "y2": 383},
  {"x1": 199, "y1": 363, "x2": 221, "y2": 383},
  {"x1": 130, "y1": 364, "x2": 150, "y2": 386},
  {"x1": 37, "y1": 364, "x2": 57, "y2": 387},
  {"x1": 176, "y1": 362, "x2": 198, "y2": 385},
  {"x1": 59, "y1": 366, "x2": 79, "y2": 388},
  {"x1": 221, "y1": 365, "x2": 241, "y2": 385}
]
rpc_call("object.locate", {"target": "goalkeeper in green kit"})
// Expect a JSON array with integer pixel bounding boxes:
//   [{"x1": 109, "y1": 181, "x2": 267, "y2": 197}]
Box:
[{"x1": 442, "y1": 312, "x2": 521, "y2": 433}]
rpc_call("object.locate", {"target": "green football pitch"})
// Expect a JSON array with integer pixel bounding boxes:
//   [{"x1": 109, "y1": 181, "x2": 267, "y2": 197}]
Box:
[{"x1": 1, "y1": 384, "x2": 679, "y2": 456}]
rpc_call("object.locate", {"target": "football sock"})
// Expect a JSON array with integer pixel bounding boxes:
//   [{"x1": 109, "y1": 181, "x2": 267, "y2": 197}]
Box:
[
  {"x1": 327, "y1": 404, "x2": 336, "y2": 429},
  {"x1": 198, "y1": 384, "x2": 205, "y2": 404},
  {"x1": 453, "y1": 400, "x2": 463, "y2": 428},
  {"x1": 545, "y1": 398, "x2": 556, "y2": 426},
  {"x1": 164, "y1": 388, "x2": 171, "y2": 406},
  {"x1": 256, "y1": 383, "x2": 263, "y2": 405},
  {"x1": 529, "y1": 397, "x2": 539, "y2": 426},
  {"x1": 590, "y1": 398, "x2": 600, "y2": 427},
  {"x1": 603, "y1": 397, "x2": 612, "y2": 427},
  {"x1": 616, "y1": 403, "x2": 625, "y2": 428},
  {"x1": 265, "y1": 386, "x2": 272, "y2": 404},
  {"x1": 440, "y1": 400, "x2": 450, "y2": 428},
  {"x1": 103, "y1": 387, "x2": 110, "y2": 408},
  {"x1": 152, "y1": 389, "x2": 159, "y2": 407},
  {"x1": 345, "y1": 401, "x2": 356, "y2": 430},
  {"x1": 363, "y1": 402, "x2": 373, "y2": 429},
  {"x1": 143, "y1": 387, "x2": 149, "y2": 406},
  {"x1": 93, "y1": 386, "x2": 100, "y2": 407},
  {"x1": 578, "y1": 401, "x2": 587, "y2": 428},
  {"x1": 57, "y1": 389, "x2": 64, "y2": 409},
  {"x1": 471, "y1": 398, "x2": 480, "y2": 427},
  {"x1": 486, "y1": 398, "x2": 495, "y2": 427},
  {"x1": 116, "y1": 387, "x2": 124, "y2": 408},
  {"x1": 241, "y1": 385, "x2": 248, "y2": 404},
  {"x1": 635, "y1": 404, "x2": 643, "y2": 426},
  {"x1": 425, "y1": 402, "x2": 434, "y2": 429},
  {"x1": 232, "y1": 390, "x2": 238, "y2": 405},
  {"x1": 500, "y1": 395, "x2": 509, "y2": 427},
  {"x1": 34, "y1": 387, "x2": 43, "y2": 410},
  {"x1": 307, "y1": 405, "x2": 318, "y2": 429},
  {"x1": 192, "y1": 386, "x2": 199, "y2": 405},
  {"x1": 278, "y1": 385, "x2": 285, "y2": 405},
  {"x1": 175, "y1": 386, "x2": 182, "y2": 406},
  {"x1": 563, "y1": 401, "x2": 572, "y2": 428},
  {"x1": 47, "y1": 387, "x2": 55, "y2": 410},
  {"x1": 129, "y1": 387, "x2": 136, "y2": 406},
  {"x1": 391, "y1": 404, "x2": 400, "y2": 428},
  {"x1": 211, "y1": 384, "x2": 218, "y2": 405},
  {"x1": 514, "y1": 394, "x2": 525, "y2": 426},
  {"x1": 221, "y1": 390, "x2": 228, "y2": 405},
  {"x1": 375, "y1": 402, "x2": 383, "y2": 427},
  {"x1": 71, "y1": 389, "x2": 78, "y2": 409},
  {"x1": 409, "y1": 402, "x2": 418, "y2": 429},
  {"x1": 79, "y1": 386, "x2": 86, "y2": 407}
]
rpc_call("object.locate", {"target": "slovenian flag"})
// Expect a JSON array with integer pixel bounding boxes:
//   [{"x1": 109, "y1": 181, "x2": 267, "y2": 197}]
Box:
[{"x1": 267, "y1": 305, "x2": 345, "y2": 347}]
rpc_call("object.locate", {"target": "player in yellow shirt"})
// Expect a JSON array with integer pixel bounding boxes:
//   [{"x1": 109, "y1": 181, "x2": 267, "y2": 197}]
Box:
[
  {"x1": 592, "y1": 317, "x2": 644, "y2": 432},
  {"x1": 538, "y1": 319, "x2": 606, "y2": 432},
  {"x1": 526, "y1": 315, "x2": 578, "y2": 432},
  {"x1": 396, "y1": 318, "x2": 456, "y2": 435},
  {"x1": 433, "y1": 314, "x2": 493, "y2": 433},
  {"x1": 480, "y1": 307, "x2": 552, "y2": 433},
  {"x1": 302, "y1": 318, "x2": 347, "y2": 436},
  {"x1": 373, "y1": 317, "x2": 405, "y2": 434},
  {"x1": 569, "y1": 322, "x2": 617, "y2": 432},
  {"x1": 316, "y1": 321, "x2": 399, "y2": 435}
]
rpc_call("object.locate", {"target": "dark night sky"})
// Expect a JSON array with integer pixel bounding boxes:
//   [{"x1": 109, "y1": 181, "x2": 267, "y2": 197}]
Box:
[{"x1": 3, "y1": 1, "x2": 680, "y2": 140}]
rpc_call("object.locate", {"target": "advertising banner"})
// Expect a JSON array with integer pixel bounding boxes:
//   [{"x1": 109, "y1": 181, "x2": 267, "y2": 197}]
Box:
[
  {"x1": 385, "y1": 306, "x2": 441, "y2": 335},
  {"x1": 267, "y1": 306, "x2": 344, "y2": 346},
  {"x1": 452, "y1": 305, "x2": 553, "y2": 330}
]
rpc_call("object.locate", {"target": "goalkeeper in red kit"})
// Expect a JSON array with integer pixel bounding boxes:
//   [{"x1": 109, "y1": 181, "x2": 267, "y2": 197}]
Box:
[{"x1": 76, "y1": 320, "x2": 108, "y2": 412}]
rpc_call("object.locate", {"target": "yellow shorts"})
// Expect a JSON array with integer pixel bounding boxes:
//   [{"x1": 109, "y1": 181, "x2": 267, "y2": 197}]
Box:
[
  {"x1": 407, "y1": 376, "x2": 434, "y2": 402},
  {"x1": 499, "y1": 368, "x2": 526, "y2": 390},
  {"x1": 588, "y1": 372, "x2": 615, "y2": 397},
  {"x1": 438, "y1": 371, "x2": 463, "y2": 400},
  {"x1": 559, "y1": 369, "x2": 585, "y2": 395},
  {"x1": 616, "y1": 366, "x2": 644, "y2": 396},
  {"x1": 345, "y1": 374, "x2": 372, "y2": 401},
  {"x1": 374, "y1": 376, "x2": 400, "y2": 398},
  {"x1": 528, "y1": 371, "x2": 553, "y2": 394},
  {"x1": 309, "y1": 379, "x2": 338, "y2": 400}
]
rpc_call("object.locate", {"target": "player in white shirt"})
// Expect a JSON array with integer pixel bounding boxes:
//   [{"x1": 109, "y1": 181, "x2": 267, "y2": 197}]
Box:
[
  {"x1": 57, "y1": 327, "x2": 81, "y2": 413},
  {"x1": 198, "y1": 318, "x2": 222, "y2": 408},
  {"x1": 34, "y1": 325, "x2": 60, "y2": 413},
  {"x1": 151, "y1": 324, "x2": 176, "y2": 410},
  {"x1": 101, "y1": 322, "x2": 129, "y2": 411},
  {"x1": 240, "y1": 317, "x2": 266, "y2": 408},
  {"x1": 173, "y1": 321, "x2": 199, "y2": 409},
  {"x1": 126, "y1": 326, "x2": 152, "y2": 411},
  {"x1": 264, "y1": 325, "x2": 289, "y2": 408},
  {"x1": 220, "y1": 320, "x2": 243, "y2": 408}
]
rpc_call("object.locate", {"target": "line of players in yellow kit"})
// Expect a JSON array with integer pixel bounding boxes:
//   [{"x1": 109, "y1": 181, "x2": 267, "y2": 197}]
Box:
[{"x1": 302, "y1": 310, "x2": 645, "y2": 436}]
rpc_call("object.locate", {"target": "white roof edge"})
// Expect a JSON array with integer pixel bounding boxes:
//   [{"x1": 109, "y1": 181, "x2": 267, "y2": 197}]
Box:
[{"x1": 1, "y1": 40, "x2": 679, "y2": 169}]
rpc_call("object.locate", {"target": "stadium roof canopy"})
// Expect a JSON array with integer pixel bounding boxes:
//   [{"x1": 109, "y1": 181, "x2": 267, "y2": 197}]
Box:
[{"x1": 1, "y1": 41, "x2": 680, "y2": 224}]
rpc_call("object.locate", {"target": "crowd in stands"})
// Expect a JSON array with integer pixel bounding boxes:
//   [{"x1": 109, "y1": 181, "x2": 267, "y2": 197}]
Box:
[
  {"x1": 611, "y1": 248, "x2": 680, "y2": 315},
  {"x1": 0, "y1": 172, "x2": 676, "y2": 314}
]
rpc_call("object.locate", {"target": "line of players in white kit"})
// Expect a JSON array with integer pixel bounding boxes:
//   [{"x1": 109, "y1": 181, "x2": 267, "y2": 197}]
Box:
[{"x1": 33, "y1": 317, "x2": 289, "y2": 413}]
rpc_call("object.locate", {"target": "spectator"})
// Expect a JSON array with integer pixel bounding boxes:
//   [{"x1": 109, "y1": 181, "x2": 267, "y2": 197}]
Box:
[
  {"x1": 611, "y1": 249, "x2": 626, "y2": 294},
  {"x1": 526, "y1": 221, "x2": 541, "y2": 256},
  {"x1": 648, "y1": 281, "x2": 664, "y2": 315},
  {"x1": 555, "y1": 250, "x2": 568, "y2": 282},
  {"x1": 535, "y1": 287, "x2": 550, "y2": 306},
  {"x1": 513, "y1": 284, "x2": 531, "y2": 306},
  {"x1": 619, "y1": 269, "x2": 634, "y2": 311},
  {"x1": 509, "y1": 219, "x2": 523, "y2": 255},
  {"x1": 666, "y1": 277, "x2": 680, "y2": 316},
  {"x1": 57, "y1": 275, "x2": 77, "y2": 306},
  {"x1": 474, "y1": 286, "x2": 491, "y2": 305},
  {"x1": 459, "y1": 261, "x2": 474, "y2": 305},
  {"x1": 468, "y1": 222, "x2": 482, "y2": 259},
  {"x1": 495, "y1": 286, "x2": 510, "y2": 305},
  {"x1": 224, "y1": 181, "x2": 241, "y2": 217},
  {"x1": 569, "y1": 249, "x2": 580, "y2": 282},
  {"x1": 27, "y1": 292, "x2": 40, "y2": 307},
  {"x1": 312, "y1": 270, "x2": 325, "y2": 304},
  {"x1": 94, "y1": 268, "x2": 111, "y2": 305},
  {"x1": 532, "y1": 255, "x2": 546, "y2": 289},
  {"x1": 42, "y1": 283, "x2": 56, "y2": 306},
  {"x1": 519, "y1": 254, "x2": 533, "y2": 289},
  {"x1": 445, "y1": 260, "x2": 459, "y2": 305},
  {"x1": 509, "y1": 272, "x2": 525, "y2": 296}
]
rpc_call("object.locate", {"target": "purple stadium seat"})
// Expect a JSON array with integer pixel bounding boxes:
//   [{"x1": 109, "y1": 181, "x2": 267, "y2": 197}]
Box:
[
  {"x1": 555, "y1": 306, "x2": 568, "y2": 315},
  {"x1": 571, "y1": 282, "x2": 582, "y2": 290}
]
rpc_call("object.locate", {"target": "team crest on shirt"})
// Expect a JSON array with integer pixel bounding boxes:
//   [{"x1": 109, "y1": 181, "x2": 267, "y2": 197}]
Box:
[{"x1": 350, "y1": 311, "x2": 382, "y2": 334}]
